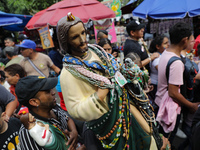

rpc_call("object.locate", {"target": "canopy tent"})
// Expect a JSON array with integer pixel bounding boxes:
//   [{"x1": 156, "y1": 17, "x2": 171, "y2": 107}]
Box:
[
  {"x1": 26, "y1": 0, "x2": 115, "y2": 30},
  {"x1": 0, "y1": 11, "x2": 32, "y2": 31},
  {"x1": 132, "y1": 0, "x2": 200, "y2": 19}
]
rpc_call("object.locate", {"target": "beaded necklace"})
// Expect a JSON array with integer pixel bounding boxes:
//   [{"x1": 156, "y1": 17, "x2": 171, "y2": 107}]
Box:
[
  {"x1": 121, "y1": 60, "x2": 155, "y2": 126},
  {"x1": 52, "y1": 124, "x2": 68, "y2": 141},
  {"x1": 121, "y1": 58, "x2": 163, "y2": 149},
  {"x1": 96, "y1": 87, "x2": 130, "y2": 149},
  {"x1": 63, "y1": 44, "x2": 118, "y2": 89}
]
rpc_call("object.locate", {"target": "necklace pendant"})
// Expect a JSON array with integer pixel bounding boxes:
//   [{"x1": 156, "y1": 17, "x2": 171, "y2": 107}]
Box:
[
  {"x1": 123, "y1": 129, "x2": 129, "y2": 140},
  {"x1": 123, "y1": 133, "x2": 126, "y2": 137}
]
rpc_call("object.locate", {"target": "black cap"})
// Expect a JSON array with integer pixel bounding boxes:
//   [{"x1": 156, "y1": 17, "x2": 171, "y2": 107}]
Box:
[
  {"x1": 126, "y1": 20, "x2": 145, "y2": 33},
  {"x1": 18, "y1": 34, "x2": 28, "y2": 41},
  {"x1": 15, "y1": 76, "x2": 58, "y2": 106}
]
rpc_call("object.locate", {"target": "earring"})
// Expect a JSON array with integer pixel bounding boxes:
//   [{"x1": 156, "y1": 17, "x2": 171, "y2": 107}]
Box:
[{"x1": 37, "y1": 105, "x2": 39, "y2": 111}]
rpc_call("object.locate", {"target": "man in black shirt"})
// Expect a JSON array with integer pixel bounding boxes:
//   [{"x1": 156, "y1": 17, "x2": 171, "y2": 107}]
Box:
[
  {"x1": 124, "y1": 20, "x2": 159, "y2": 72},
  {"x1": 0, "y1": 107, "x2": 21, "y2": 150}
]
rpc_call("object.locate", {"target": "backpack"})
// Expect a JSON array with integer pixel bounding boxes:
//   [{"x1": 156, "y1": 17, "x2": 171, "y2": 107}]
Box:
[{"x1": 166, "y1": 56, "x2": 199, "y2": 101}]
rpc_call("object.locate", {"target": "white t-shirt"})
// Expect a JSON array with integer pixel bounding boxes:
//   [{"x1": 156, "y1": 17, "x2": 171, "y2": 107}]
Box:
[
  {"x1": 155, "y1": 50, "x2": 184, "y2": 106},
  {"x1": 150, "y1": 56, "x2": 160, "y2": 85},
  {"x1": 2, "y1": 81, "x2": 10, "y2": 91}
]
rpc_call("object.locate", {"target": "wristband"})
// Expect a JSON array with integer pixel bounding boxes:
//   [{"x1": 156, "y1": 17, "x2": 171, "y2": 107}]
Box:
[{"x1": 148, "y1": 57, "x2": 151, "y2": 62}]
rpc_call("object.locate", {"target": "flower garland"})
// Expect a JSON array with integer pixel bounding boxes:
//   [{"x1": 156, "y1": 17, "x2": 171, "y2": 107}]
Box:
[{"x1": 121, "y1": 58, "x2": 149, "y2": 89}]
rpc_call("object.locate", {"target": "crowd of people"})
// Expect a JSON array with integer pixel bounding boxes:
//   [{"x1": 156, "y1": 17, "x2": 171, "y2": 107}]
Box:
[{"x1": 1, "y1": 12, "x2": 200, "y2": 150}]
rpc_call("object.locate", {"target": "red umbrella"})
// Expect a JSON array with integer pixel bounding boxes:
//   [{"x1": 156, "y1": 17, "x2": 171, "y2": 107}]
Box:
[{"x1": 26, "y1": 0, "x2": 115, "y2": 30}]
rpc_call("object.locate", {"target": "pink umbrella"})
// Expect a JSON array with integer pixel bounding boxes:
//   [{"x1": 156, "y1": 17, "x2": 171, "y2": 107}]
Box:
[{"x1": 26, "y1": 0, "x2": 115, "y2": 30}]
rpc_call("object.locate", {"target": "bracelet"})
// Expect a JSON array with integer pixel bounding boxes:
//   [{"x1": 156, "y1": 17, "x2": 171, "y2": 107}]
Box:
[{"x1": 148, "y1": 57, "x2": 151, "y2": 62}]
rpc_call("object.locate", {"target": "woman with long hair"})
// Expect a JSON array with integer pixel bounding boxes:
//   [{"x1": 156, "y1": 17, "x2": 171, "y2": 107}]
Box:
[{"x1": 148, "y1": 35, "x2": 169, "y2": 107}]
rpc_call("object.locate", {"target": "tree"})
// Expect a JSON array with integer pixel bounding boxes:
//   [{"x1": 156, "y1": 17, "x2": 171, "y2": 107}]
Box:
[
  {"x1": 98, "y1": 0, "x2": 144, "y2": 7},
  {"x1": 0, "y1": 0, "x2": 11, "y2": 13},
  {"x1": 0, "y1": 0, "x2": 62, "y2": 15}
]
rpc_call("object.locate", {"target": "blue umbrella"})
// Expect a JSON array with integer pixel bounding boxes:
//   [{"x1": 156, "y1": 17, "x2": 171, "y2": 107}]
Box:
[
  {"x1": 0, "y1": 11, "x2": 22, "y2": 26},
  {"x1": 3, "y1": 14, "x2": 32, "y2": 31},
  {"x1": 132, "y1": 0, "x2": 200, "y2": 19},
  {"x1": 0, "y1": 11, "x2": 32, "y2": 31}
]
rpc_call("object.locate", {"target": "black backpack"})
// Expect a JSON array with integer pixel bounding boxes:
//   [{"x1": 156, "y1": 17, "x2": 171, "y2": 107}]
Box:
[{"x1": 166, "y1": 56, "x2": 199, "y2": 101}]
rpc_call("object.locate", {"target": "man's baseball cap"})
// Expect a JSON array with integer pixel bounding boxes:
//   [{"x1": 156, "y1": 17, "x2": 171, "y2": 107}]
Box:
[
  {"x1": 18, "y1": 34, "x2": 28, "y2": 41},
  {"x1": 127, "y1": 20, "x2": 145, "y2": 31},
  {"x1": 15, "y1": 76, "x2": 58, "y2": 106},
  {"x1": 16, "y1": 39, "x2": 36, "y2": 50}
]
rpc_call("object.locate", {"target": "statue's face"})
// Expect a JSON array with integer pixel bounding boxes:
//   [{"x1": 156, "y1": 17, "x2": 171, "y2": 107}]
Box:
[
  {"x1": 67, "y1": 22, "x2": 88, "y2": 56},
  {"x1": 29, "y1": 121, "x2": 52, "y2": 146}
]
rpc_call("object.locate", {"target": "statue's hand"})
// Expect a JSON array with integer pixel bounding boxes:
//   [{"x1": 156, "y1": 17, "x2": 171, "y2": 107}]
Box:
[{"x1": 97, "y1": 88, "x2": 109, "y2": 101}]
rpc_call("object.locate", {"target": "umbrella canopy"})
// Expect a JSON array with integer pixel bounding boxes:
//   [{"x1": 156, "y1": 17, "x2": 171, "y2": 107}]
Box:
[
  {"x1": 3, "y1": 14, "x2": 32, "y2": 31},
  {"x1": 0, "y1": 11, "x2": 22, "y2": 26},
  {"x1": 0, "y1": 11, "x2": 32, "y2": 31},
  {"x1": 26, "y1": 0, "x2": 115, "y2": 30},
  {"x1": 132, "y1": 0, "x2": 200, "y2": 19}
]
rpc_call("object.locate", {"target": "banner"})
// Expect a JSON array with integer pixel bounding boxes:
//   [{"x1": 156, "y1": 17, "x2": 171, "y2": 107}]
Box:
[
  {"x1": 103, "y1": 0, "x2": 121, "y2": 17},
  {"x1": 38, "y1": 25, "x2": 54, "y2": 49},
  {"x1": 94, "y1": 20, "x2": 117, "y2": 43},
  {"x1": 111, "y1": 0, "x2": 121, "y2": 17}
]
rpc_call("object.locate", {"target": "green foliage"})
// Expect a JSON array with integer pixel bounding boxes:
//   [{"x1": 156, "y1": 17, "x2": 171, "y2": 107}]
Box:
[
  {"x1": 97, "y1": 0, "x2": 144, "y2": 7},
  {"x1": 0, "y1": 0, "x2": 62, "y2": 15},
  {"x1": 135, "y1": 0, "x2": 144, "y2": 6}
]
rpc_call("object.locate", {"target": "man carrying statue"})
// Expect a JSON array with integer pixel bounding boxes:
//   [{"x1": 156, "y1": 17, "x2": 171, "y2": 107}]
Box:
[{"x1": 58, "y1": 12, "x2": 170, "y2": 150}]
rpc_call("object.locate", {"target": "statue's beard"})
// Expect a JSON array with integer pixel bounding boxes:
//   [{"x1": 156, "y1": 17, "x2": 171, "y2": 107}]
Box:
[{"x1": 70, "y1": 42, "x2": 88, "y2": 54}]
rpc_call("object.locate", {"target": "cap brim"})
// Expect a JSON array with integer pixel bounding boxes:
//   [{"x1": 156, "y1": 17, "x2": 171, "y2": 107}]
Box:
[
  {"x1": 15, "y1": 44, "x2": 30, "y2": 49},
  {"x1": 135, "y1": 24, "x2": 145, "y2": 30},
  {"x1": 18, "y1": 37, "x2": 28, "y2": 40},
  {"x1": 40, "y1": 77, "x2": 58, "y2": 91}
]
